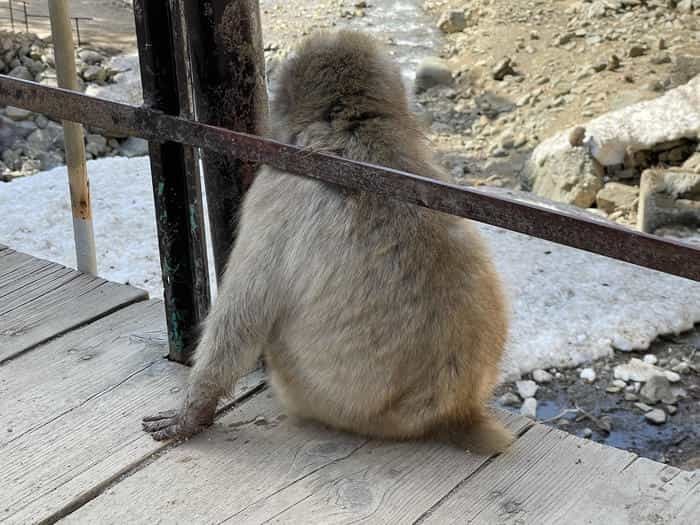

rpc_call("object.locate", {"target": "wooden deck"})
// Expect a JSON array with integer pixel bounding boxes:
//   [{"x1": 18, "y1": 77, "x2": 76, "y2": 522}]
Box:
[{"x1": 1, "y1": 245, "x2": 698, "y2": 524}]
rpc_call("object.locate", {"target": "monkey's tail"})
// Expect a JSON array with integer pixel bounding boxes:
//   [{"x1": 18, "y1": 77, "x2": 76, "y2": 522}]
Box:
[{"x1": 436, "y1": 411, "x2": 515, "y2": 456}]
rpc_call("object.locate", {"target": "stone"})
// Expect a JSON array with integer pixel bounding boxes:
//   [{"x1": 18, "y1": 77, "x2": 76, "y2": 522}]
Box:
[
  {"x1": 644, "y1": 408, "x2": 667, "y2": 424},
  {"x1": 628, "y1": 45, "x2": 646, "y2": 58},
  {"x1": 26, "y1": 122, "x2": 64, "y2": 152},
  {"x1": 498, "y1": 392, "x2": 521, "y2": 407},
  {"x1": 640, "y1": 375, "x2": 677, "y2": 404},
  {"x1": 77, "y1": 49, "x2": 105, "y2": 65},
  {"x1": 624, "y1": 392, "x2": 638, "y2": 401},
  {"x1": 634, "y1": 402, "x2": 653, "y2": 412},
  {"x1": 414, "y1": 57, "x2": 453, "y2": 93},
  {"x1": 580, "y1": 367, "x2": 597, "y2": 383},
  {"x1": 637, "y1": 169, "x2": 700, "y2": 233},
  {"x1": 582, "y1": 427, "x2": 593, "y2": 438},
  {"x1": 614, "y1": 358, "x2": 665, "y2": 383},
  {"x1": 666, "y1": 405, "x2": 678, "y2": 415},
  {"x1": 118, "y1": 136, "x2": 149, "y2": 158},
  {"x1": 587, "y1": 1, "x2": 608, "y2": 18},
  {"x1": 82, "y1": 65, "x2": 108, "y2": 83},
  {"x1": 4, "y1": 106, "x2": 32, "y2": 121},
  {"x1": 682, "y1": 152, "x2": 700, "y2": 173},
  {"x1": 0, "y1": 115, "x2": 37, "y2": 150},
  {"x1": 677, "y1": 0, "x2": 695, "y2": 13},
  {"x1": 529, "y1": 146, "x2": 604, "y2": 208},
  {"x1": 569, "y1": 127, "x2": 586, "y2": 147},
  {"x1": 8, "y1": 65, "x2": 33, "y2": 81},
  {"x1": 35, "y1": 114, "x2": 49, "y2": 129},
  {"x1": 516, "y1": 380, "x2": 538, "y2": 399},
  {"x1": 650, "y1": 52, "x2": 671, "y2": 65},
  {"x1": 643, "y1": 354, "x2": 658, "y2": 365},
  {"x1": 664, "y1": 370, "x2": 681, "y2": 383},
  {"x1": 528, "y1": 75, "x2": 700, "y2": 172},
  {"x1": 612, "y1": 379, "x2": 627, "y2": 388},
  {"x1": 438, "y1": 10, "x2": 466, "y2": 34},
  {"x1": 492, "y1": 58, "x2": 516, "y2": 81},
  {"x1": 596, "y1": 182, "x2": 639, "y2": 213},
  {"x1": 607, "y1": 54, "x2": 621, "y2": 71},
  {"x1": 85, "y1": 134, "x2": 108, "y2": 156},
  {"x1": 36, "y1": 150, "x2": 64, "y2": 171},
  {"x1": 532, "y1": 369, "x2": 553, "y2": 383},
  {"x1": 520, "y1": 397, "x2": 538, "y2": 418}
]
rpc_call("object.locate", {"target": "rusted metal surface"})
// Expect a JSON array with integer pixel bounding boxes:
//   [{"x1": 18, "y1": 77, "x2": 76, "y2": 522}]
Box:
[
  {"x1": 178, "y1": 0, "x2": 269, "y2": 279},
  {"x1": 1, "y1": 75, "x2": 698, "y2": 282},
  {"x1": 133, "y1": 0, "x2": 210, "y2": 363}
]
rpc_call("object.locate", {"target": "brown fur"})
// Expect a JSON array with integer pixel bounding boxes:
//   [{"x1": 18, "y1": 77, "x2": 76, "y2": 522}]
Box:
[{"x1": 142, "y1": 30, "x2": 512, "y2": 455}]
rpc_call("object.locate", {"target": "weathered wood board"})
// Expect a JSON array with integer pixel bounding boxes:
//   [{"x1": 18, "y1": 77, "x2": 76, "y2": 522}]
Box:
[
  {"x1": 63, "y1": 391, "x2": 531, "y2": 524},
  {"x1": 0, "y1": 247, "x2": 147, "y2": 362},
  {"x1": 0, "y1": 300, "x2": 264, "y2": 525}
]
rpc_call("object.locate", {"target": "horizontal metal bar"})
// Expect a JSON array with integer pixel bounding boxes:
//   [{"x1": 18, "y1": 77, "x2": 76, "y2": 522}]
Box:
[{"x1": 1, "y1": 75, "x2": 698, "y2": 282}]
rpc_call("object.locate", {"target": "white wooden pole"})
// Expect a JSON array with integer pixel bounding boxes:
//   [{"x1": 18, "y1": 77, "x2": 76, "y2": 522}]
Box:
[{"x1": 48, "y1": 0, "x2": 97, "y2": 275}]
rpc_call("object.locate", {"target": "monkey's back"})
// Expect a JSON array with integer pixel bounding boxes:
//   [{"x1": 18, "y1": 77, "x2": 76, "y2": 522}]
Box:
[{"x1": 236, "y1": 166, "x2": 508, "y2": 440}]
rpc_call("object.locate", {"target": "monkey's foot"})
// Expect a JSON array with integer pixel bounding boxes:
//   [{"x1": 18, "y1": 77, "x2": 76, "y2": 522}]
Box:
[{"x1": 142, "y1": 403, "x2": 216, "y2": 441}]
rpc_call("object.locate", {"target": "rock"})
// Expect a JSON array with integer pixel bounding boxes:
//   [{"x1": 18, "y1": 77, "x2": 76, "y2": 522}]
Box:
[
  {"x1": 85, "y1": 134, "x2": 108, "y2": 156},
  {"x1": 26, "y1": 122, "x2": 64, "y2": 152},
  {"x1": 635, "y1": 402, "x2": 653, "y2": 412},
  {"x1": 607, "y1": 54, "x2": 621, "y2": 71},
  {"x1": 624, "y1": 392, "x2": 638, "y2": 401},
  {"x1": 580, "y1": 367, "x2": 597, "y2": 383},
  {"x1": 36, "y1": 150, "x2": 64, "y2": 171},
  {"x1": 118, "y1": 136, "x2": 149, "y2": 158},
  {"x1": 596, "y1": 182, "x2": 639, "y2": 213},
  {"x1": 414, "y1": 58, "x2": 453, "y2": 93},
  {"x1": 612, "y1": 379, "x2": 627, "y2": 388},
  {"x1": 640, "y1": 375, "x2": 677, "y2": 404},
  {"x1": 628, "y1": 45, "x2": 646, "y2": 58},
  {"x1": 677, "y1": 0, "x2": 695, "y2": 13},
  {"x1": 682, "y1": 152, "x2": 700, "y2": 173},
  {"x1": 664, "y1": 370, "x2": 681, "y2": 383},
  {"x1": 582, "y1": 427, "x2": 593, "y2": 438},
  {"x1": 8, "y1": 65, "x2": 33, "y2": 81},
  {"x1": 528, "y1": 75, "x2": 700, "y2": 172},
  {"x1": 587, "y1": 1, "x2": 608, "y2": 18},
  {"x1": 438, "y1": 10, "x2": 466, "y2": 34},
  {"x1": 516, "y1": 380, "x2": 538, "y2": 399},
  {"x1": 492, "y1": 58, "x2": 516, "y2": 81},
  {"x1": 520, "y1": 397, "x2": 538, "y2": 418},
  {"x1": 644, "y1": 408, "x2": 667, "y2": 424},
  {"x1": 529, "y1": 146, "x2": 604, "y2": 208},
  {"x1": 532, "y1": 369, "x2": 553, "y2": 383},
  {"x1": 82, "y1": 65, "x2": 108, "y2": 83},
  {"x1": 498, "y1": 392, "x2": 521, "y2": 407},
  {"x1": 0, "y1": 115, "x2": 37, "y2": 150},
  {"x1": 77, "y1": 49, "x2": 105, "y2": 65},
  {"x1": 35, "y1": 114, "x2": 49, "y2": 129},
  {"x1": 4, "y1": 106, "x2": 32, "y2": 121},
  {"x1": 614, "y1": 358, "x2": 665, "y2": 383},
  {"x1": 637, "y1": 169, "x2": 700, "y2": 233},
  {"x1": 666, "y1": 405, "x2": 678, "y2": 415},
  {"x1": 643, "y1": 354, "x2": 658, "y2": 365},
  {"x1": 569, "y1": 127, "x2": 586, "y2": 147},
  {"x1": 650, "y1": 52, "x2": 671, "y2": 65}
]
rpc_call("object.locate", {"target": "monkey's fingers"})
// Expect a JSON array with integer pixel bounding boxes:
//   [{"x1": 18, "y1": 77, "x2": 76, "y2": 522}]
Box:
[
  {"x1": 142, "y1": 409, "x2": 178, "y2": 422},
  {"x1": 142, "y1": 416, "x2": 177, "y2": 433}
]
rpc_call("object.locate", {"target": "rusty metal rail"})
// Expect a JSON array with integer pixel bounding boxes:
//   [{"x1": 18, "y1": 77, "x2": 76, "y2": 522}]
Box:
[{"x1": 1, "y1": 75, "x2": 698, "y2": 282}]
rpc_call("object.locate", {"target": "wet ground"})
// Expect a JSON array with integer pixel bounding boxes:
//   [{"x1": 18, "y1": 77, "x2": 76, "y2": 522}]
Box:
[{"x1": 496, "y1": 327, "x2": 700, "y2": 471}]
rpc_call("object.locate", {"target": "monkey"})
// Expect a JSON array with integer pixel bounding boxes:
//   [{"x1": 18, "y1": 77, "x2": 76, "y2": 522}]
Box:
[{"x1": 142, "y1": 30, "x2": 513, "y2": 455}]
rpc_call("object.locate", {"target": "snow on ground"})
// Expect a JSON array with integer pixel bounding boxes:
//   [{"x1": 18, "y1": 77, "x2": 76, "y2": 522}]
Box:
[{"x1": 2, "y1": 157, "x2": 699, "y2": 379}]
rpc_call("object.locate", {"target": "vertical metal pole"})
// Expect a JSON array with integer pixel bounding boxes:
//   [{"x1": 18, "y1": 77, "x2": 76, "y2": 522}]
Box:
[
  {"x1": 73, "y1": 18, "x2": 81, "y2": 46},
  {"x1": 133, "y1": 0, "x2": 211, "y2": 364},
  {"x1": 9, "y1": 0, "x2": 15, "y2": 32},
  {"x1": 178, "y1": 0, "x2": 269, "y2": 280},
  {"x1": 48, "y1": 0, "x2": 97, "y2": 275},
  {"x1": 22, "y1": 2, "x2": 28, "y2": 32}
]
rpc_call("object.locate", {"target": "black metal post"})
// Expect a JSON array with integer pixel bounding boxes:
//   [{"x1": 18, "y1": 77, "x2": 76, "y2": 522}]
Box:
[
  {"x1": 132, "y1": 0, "x2": 211, "y2": 363},
  {"x1": 22, "y1": 1, "x2": 27, "y2": 32},
  {"x1": 8, "y1": 0, "x2": 15, "y2": 31},
  {"x1": 177, "y1": 0, "x2": 269, "y2": 280},
  {"x1": 73, "y1": 18, "x2": 81, "y2": 46}
]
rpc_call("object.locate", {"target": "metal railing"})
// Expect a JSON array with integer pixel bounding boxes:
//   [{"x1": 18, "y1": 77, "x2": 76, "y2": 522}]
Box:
[
  {"x1": 0, "y1": 0, "x2": 698, "y2": 362},
  {"x1": 0, "y1": 1, "x2": 92, "y2": 45}
]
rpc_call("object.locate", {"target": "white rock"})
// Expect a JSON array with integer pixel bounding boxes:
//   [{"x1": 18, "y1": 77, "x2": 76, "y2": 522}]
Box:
[
  {"x1": 612, "y1": 379, "x2": 627, "y2": 388},
  {"x1": 516, "y1": 380, "x2": 539, "y2": 399},
  {"x1": 664, "y1": 370, "x2": 681, "y2": 383},
  {"x1": 528, "y1": 75, "x2": 700, "y2": 171},
  {"x1": 613, "y1": 358, "x2": 665, "y2": 383},
  {"x1": 644, "y1": 408, "x2": 667, "y2": 425},
  {"x1": 580, "y1": 367, "x2": 597, "y2": 382},
  {"x1": 532, "y1": 369, "x2": 553, "y2": 383},
  {"x1": 643, "y1": 354, "x2": 658, "y2": 365},
  {"x1": 520, "y1": 397, "x2": 538, "y2": 418}
]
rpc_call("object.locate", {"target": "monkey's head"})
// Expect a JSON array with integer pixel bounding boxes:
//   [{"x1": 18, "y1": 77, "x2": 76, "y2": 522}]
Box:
[{"x1": 270, "y1": 31, "x2": 415, "y2": 150}]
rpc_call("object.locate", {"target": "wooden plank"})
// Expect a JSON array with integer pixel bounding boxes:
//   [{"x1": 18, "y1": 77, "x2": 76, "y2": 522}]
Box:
[
  {"x1": 418, "y1": 424, "x2": 699, "y2": 524},
  {"x1": 0, "y1": 248, "x2": 147, "y2": 362},
  {"x1": 0, "y1": 300, "x2": 264, "y2": 524},
  {"x1": 63, "y1": 392, "x2": 531, "y2": 524}
]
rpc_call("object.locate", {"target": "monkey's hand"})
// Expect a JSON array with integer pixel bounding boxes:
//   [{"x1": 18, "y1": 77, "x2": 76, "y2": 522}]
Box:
[{"x1": 142, "y1": 387, "x2": 218, "y2": 441}]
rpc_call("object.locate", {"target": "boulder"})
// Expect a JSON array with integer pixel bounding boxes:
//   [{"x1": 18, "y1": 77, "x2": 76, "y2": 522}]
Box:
[
  {"x1": 437, "y1": 10, "x2": 467, "y2": 34},
  {"x1": 414, "y1": 57, "x2": 453, "y2": 93},
  {"x1": 637, "y1": 168, "x2": 700, "y2": 232},
  {"x1": 596, "y1": 182, "x2": 639, "y2": 213}
]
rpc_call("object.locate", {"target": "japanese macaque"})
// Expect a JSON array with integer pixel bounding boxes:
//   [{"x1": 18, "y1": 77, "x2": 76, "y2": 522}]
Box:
[{"x1": 143, "y1": 30, "x2": 512, "y2": 454}]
